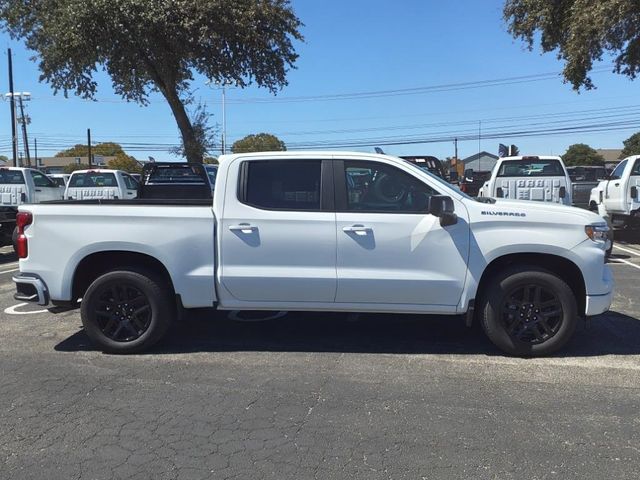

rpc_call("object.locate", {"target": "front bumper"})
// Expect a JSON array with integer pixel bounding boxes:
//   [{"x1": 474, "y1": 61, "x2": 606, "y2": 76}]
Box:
[
  {"x1": 13, "y1": 274, "x2": 49, "y2": 306},
  {"x1": 584, "y1": 264, "x2": 614, "y2": 316}
]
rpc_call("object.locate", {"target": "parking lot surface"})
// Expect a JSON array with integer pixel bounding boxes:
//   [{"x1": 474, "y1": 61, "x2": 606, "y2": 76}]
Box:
[{"x1": 1, "y1": 241, "x2": 640, "y2": 480}]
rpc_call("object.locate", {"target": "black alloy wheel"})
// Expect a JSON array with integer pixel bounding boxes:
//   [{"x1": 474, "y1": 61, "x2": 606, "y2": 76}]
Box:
[
  {"x1": 501, "y1": 284, "x2": 563, "y2": 345},
  {"x1": 95, "y1": 283, "x2": 152, "y2": 342}
]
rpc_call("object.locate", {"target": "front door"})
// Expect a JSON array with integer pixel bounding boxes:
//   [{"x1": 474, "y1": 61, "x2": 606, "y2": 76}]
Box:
[
  {"x1": 30, "y1": 170, "x2": 62, "y2": 202},
  {"x1": 605, "y1": 159, "x2": 628, "y2": 213},
  {"x1": 334, "y1": 159, "x2": 469, "y2": 307},
  {"x1": 219, "y1": 158, "x2": 337, "y2": 304}
]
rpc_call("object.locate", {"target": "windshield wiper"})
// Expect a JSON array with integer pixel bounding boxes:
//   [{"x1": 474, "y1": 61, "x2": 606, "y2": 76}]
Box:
[{"x1": 476, "y1": 197, "x2": 496, "y2": 204}]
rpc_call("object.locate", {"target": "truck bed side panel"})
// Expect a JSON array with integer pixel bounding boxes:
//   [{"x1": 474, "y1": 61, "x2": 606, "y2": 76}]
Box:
[{"x1": 20, "y1": 204, "x2": 215, "y2": 308}]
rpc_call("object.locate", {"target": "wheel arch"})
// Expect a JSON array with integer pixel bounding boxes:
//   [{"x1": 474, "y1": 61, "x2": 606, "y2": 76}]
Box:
[
  {"x1": 475, "y1": 253, "x2": 586, "y2": 318},
  {"x1": 72, "y1": 250, "x2": 176, "y2": 302}
]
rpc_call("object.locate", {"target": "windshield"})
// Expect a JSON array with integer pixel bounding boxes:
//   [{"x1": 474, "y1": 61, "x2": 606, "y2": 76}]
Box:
[
  {"x1": 69, "y1": 172, "x2": 117, "y2": 188},
  {"x1": 0, "y1": 169, "x2": 25, "y2": 184},
  {"x1": 497, "y1": 159, "x2": 565, "y2": 177}
]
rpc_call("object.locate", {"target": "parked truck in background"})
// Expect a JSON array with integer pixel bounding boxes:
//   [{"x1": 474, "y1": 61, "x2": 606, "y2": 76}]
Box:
[
  {"x1": 589, "y1": 155, "x2": 640, "y2": 228},
  {"x1": 478, "y1": 156, "x2": 572, "y2": 205},
  {"x1": 0, "y1": 167, "x2": 64, "y2": 246},
  {"x1": 14, "y1": 152, "x2": 612, "y2": 357},
  {"x1": 65, "y1": 169, "x2": 139, "y2": 200},
  {"x1": 567, "y1": 166, "x2": 609, "y2": 210}
]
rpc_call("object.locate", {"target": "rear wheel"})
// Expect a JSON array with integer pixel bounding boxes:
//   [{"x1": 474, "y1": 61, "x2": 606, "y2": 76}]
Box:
[
  {"x1": 480, "y1": 267, "x2": 578, "y2": 356},
  {"x1": 81, "y1": 269, "x2": 174, "y2": 353}
]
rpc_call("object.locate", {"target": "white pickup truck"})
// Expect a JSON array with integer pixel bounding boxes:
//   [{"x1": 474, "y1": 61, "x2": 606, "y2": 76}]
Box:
[
  {"x1": 478, "y1": 155, "x2": 572, "y2": 205},
  {"x1": 13, "y1": 152, "x2": 613, "y2": 356},
  {"x1": 65, "y1": 169, "x2": 139, "y2": 200},
  {"x1": 0, "y1": 167, "x2": 64, "y2": 246},
  {"x1": 589, "y1": 155, "x2": 640, "y2": 228}
]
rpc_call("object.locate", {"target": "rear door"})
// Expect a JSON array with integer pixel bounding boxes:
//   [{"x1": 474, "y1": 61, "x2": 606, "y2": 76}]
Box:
[
  {"x1": 605, "y1": 160, "x2": 628, "y2": 213},
  {"x1": 121, "y1": 173, "x2": 139, "y2": 198},
  {"x1": 334, "y1": 159, "x2": 469, "y2": 307},
  {"x1": 218, "y1": 158, "x2": 337, "y2": 304}
]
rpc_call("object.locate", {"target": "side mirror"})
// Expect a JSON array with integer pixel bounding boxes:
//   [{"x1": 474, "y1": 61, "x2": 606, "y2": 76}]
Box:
[
  {"x1": 631, "y1": 186, "x2": 638, "y2": 200},
  {"x1": 427, "y1": 195, "x2": 457, "y2": 227},
  {"x1": 464, "y1": 168, "x2": 474, "y2": 182}
]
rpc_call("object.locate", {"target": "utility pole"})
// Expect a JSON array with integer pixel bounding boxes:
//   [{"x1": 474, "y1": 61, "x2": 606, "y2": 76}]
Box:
[
  {"x1": 34, "y1": 138, "x2": 38, "y2": 167},
  {"x1": 221, "y1": 85, "x2": 226, "y2": 155},
  {"x1": 87, "y1": 128, "x2": 92, "y2": 167},
  {"x1": 17, "y1": 95, "x2": 31, "y2": 166},
  {"x1": 478, "y1": 120, "x2": 482, "y2": 171},
  {"x1": 7, "y1": 49, "x2": 17, "y2": 167}
]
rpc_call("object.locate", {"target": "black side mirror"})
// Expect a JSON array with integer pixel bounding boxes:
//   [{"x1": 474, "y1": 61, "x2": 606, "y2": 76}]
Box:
[
  {"x1": 464, "y1": 168, "x2": 474, "y2": 182},
  {"x1": 427, "y1": 195, "x2": 457, "y2": 227}
]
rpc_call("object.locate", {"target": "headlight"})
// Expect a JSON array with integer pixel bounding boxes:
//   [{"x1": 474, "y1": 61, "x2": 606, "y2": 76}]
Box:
[{"x1": 585, "y1": 223, "x2": 609, "y2": 242}]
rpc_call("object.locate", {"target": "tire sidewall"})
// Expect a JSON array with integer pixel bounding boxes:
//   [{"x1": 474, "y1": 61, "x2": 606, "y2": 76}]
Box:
[
  {"x1": 81, "y1": 270, "x2": 173, "y2": 353},
  {"x1": 482, "y1": 268, "x2": 578, "y2": 356}
]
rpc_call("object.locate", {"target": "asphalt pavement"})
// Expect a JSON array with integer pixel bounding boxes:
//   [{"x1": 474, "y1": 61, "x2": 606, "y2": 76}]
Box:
[{"x1": 1, "y1": 243, "x2": 640, "y2": 480}]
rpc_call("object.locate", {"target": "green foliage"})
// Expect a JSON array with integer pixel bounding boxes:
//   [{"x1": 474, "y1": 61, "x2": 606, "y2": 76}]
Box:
[
  {"x1": 107, "y1": 154, "x2": 143, "y2": 174},
  {"x1": 504, "y1": 0, "x2": 640, "y2": 89},
  {"x1": 0, "y1": 155, "x2": 8, "y2": 164},
  {"x1": 203, "y1": 157, "x2": 219, "y2": 164},
  {"x1": 621, "y1": 132, "x2": 640, "y2": 158},
  {"x1": 562, "y1": 144, "x2": 605, "y2": 166},
  {"x1": 63, "y1": 163, "x2": 90, "y2": 174},
  {"x1": 55, "y1": 142, "x2": 127, "y2": 158},
  {"x1": 232, "y1": 133, "x2": 287, "y2": 154},
  {"x1": 0, "y1": 0, "x2": 303, "y2": 162}
]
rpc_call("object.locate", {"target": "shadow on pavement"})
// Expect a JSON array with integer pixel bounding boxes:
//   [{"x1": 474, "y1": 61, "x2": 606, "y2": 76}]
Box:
[
  {"x1": 55, "y1": 309, "x2": 640, "y2": 357},
  {"x1": 0, "y1": 250, "x2": 17, "y2": 265}
]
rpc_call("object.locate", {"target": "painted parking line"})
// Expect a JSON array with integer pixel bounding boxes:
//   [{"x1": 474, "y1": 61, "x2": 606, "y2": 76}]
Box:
[
  {"x1": 613, "y1": 244, "x2": 640, "y2": 257},
  {"x1": 4, "y1": 302, "x2": 49, "y2": 315},
  {"x1": 609, "y1": 258, "x2": 640, "y2": 270},
  {"x1": 0, "y1": 268, "x2": 19, "y2": 275}
]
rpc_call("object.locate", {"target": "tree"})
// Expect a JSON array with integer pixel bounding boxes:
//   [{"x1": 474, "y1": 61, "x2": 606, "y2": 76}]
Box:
[
  {"x1": 203, "y1": 157, "x2": 219, "y2": 165},
  {"x1": 232, "y1": 133, "x2": 287, "y2": 153},
  {"x1": 55, "y1": 142, "x2": 128, "y2": 158},
  {"x1": 621, "y1": 131, "x2": 640, "y2": 158},
  {"x1": 0, "y1": 1, "x2": 303, "y2": 163},
  {"x1": 107, "y1": 155, "x2": 143, "y2": 174},
  {"x1": 504, "y1": 0, "x2": 640, "y2": 89},
  {"x1": 562, "y1": 144, "x2": 605, "y2": 166},
  {"x1": 0, "y1": 155, "x2": 8, "y2": 164},
  {"x1": 63, "y1": 163, "x2": 90, "y2": 174}
]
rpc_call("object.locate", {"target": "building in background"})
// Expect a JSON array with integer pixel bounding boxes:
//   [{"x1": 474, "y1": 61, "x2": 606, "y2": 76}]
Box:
[
  {"x1": 461, "y1": 151, "x2": 499, "y2": 172},
  {"x1": 35, "y1": 156, "x2": 115, "y2": 173}
]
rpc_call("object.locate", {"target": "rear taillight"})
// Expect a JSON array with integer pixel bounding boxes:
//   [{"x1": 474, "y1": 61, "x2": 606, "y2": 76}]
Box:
[{"x1": 16, "y1": 211, "x2": 32, "y2": 259}]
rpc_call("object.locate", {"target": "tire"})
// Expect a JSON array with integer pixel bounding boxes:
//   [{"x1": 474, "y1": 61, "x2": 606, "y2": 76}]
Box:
[
  {"x1": 81, "y1": 268, "x2": 174, "y2": 353},
  {"x1": 480, "y1": 266, "x2": 578, "y2": 356}
]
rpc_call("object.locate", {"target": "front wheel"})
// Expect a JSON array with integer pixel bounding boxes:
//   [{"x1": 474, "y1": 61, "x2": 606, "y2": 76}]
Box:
[
  {"x1": 81, "y1": 269, "x2": 174, "y2": 353},
  {"x1": 480, "y1": 267, "x2": 578, "y2": 356}
]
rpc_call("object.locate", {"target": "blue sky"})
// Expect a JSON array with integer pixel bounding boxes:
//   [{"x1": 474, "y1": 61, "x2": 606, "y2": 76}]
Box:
[{"x1": 0, "y1": 0, "x2": 639, "y2": 162}]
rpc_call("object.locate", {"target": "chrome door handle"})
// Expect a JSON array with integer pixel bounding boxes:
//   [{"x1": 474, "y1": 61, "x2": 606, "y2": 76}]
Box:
[
  {"x1": 342, "y1": 225, "x2": 371, "y2": 235},
  {"x1": 229, "y1": 224, "x2": 256, "y2": 234}
]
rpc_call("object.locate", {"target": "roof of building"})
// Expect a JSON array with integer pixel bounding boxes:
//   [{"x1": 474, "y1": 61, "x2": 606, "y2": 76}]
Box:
[
  {"x1": 461, "y1": 151, "x2": 499, "y2": 163},
  {"x1": 596, "y1": 149, "x2": 623, "y2": 162}
]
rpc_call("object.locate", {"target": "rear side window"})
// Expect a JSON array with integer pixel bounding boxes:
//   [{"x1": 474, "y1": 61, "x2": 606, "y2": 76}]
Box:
[
  {"x1": 123, "y1": 174, "x2": 138, "y2": 189},
  {"x1": 497, "y1": 159, "x2": 565, "y2": 177},
  {"x1": 70, "y1": 172, "x2": 117, "y2": 187},
  {"x1": 631, "y1": 159, "x2": 640, "y2": 176},
  {"x1": 0, "y1": 169, "x2": 25, "y2": 184},
  {"x1": 241, "y1": 160, "x2": 321, "y2": 210}
]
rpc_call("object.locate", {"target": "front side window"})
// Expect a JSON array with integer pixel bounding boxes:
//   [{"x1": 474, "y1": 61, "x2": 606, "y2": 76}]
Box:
[
  {"x1": 631, "y1": 159, "x2": 640, "y2": 176},
  {"x1": 343, "y1": 161, "x2": 438, "y2": 213},
  {"x1": 497, "y1": 159, "x2": 564, "y2": 177},
  {"x1": 243, "y1": 160, "x2": 321, "y2": 210},
  {"x1": 610, "y1": 160, "x2": 628, "y2": 180},
  {"x1": 30, "y1": 170, "x2": 56, "y2": 187}
]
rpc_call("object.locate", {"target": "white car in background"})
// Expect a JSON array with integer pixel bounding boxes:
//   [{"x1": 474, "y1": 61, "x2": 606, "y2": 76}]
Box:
[
  {"x1": 48, "y1": 173, "x2": 70, "y2": 188},
  {"x1": 64, "y1": 169, "x2": 139, "y2": 200},
  {"x1": 478, "y1": 155, "x2": 572, "y2": 205}
]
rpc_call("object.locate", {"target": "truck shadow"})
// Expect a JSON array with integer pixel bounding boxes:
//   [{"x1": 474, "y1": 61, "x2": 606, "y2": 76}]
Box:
[{"x1": 55, "y1": 309, "x2": 640, "y2": 357}]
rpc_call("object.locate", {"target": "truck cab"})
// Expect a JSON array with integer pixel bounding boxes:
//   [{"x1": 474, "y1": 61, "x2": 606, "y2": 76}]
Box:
[
  {"x1": 478, "y1": 156, "x2": 572, "y2": 205},
  {"x1": 65, "y1": 169, "x2": 139, "y2": 200},
  {"x1": 589, "y1": 155, "x2": 640, "y2": 227}
]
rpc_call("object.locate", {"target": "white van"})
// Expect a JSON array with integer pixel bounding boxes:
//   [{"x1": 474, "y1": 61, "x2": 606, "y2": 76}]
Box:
[
  {"x1": 65, "y1": 169, "x2": 139, "y2": 200},
  {"x1": 478, "y1": 155, "x2": 572, "y2": 205}
]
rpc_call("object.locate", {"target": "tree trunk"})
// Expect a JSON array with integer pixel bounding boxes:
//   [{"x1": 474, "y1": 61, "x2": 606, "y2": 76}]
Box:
[{"x1": 162, "y1": 87, "x2": 202, "y2": 163}]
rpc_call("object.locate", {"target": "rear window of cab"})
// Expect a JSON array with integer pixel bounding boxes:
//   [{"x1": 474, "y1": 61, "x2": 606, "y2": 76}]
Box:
[
  {"x1": 69, "y1": 172, "x2": 117, "y2": 188},
  {"x1": 0, "y1": 169, "x2": 25, "y2": 184},
  {"x1": 497, "y1": 159, "x2": 565, "y2": 177}
]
